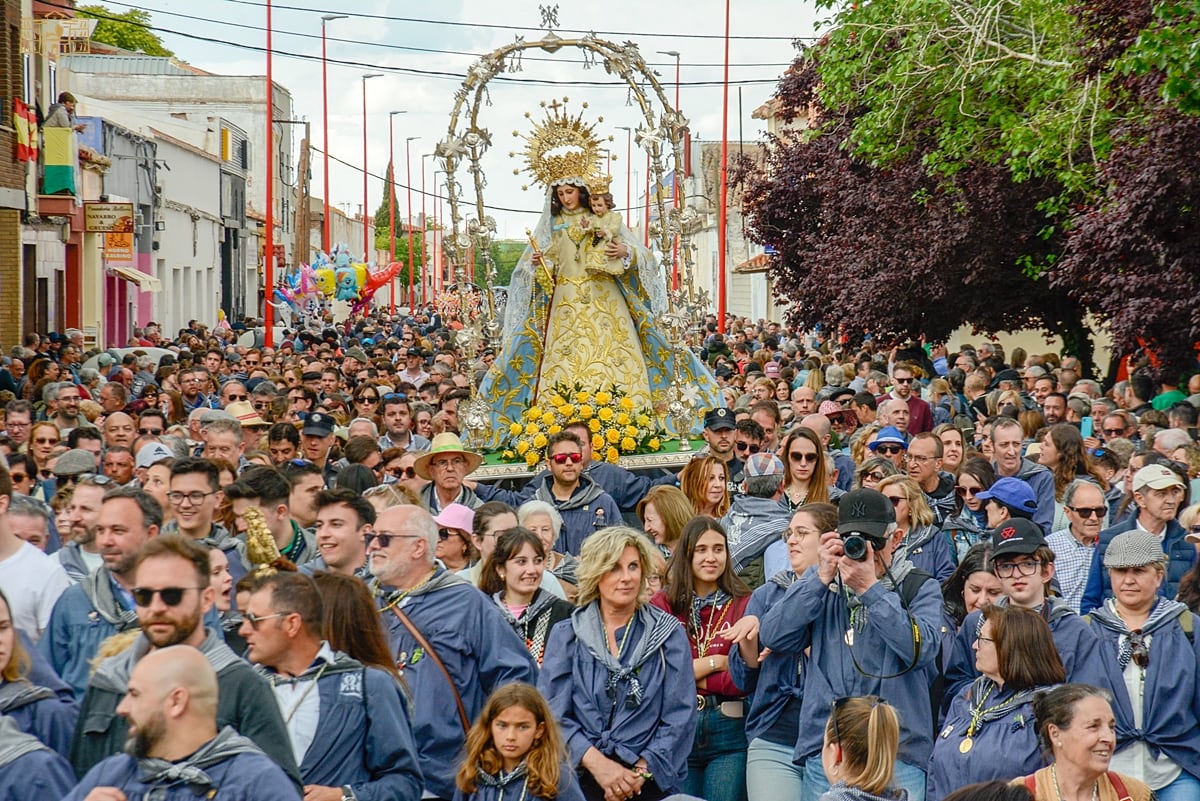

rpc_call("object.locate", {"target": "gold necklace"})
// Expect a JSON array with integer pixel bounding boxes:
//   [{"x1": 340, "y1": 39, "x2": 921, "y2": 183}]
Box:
[
  {"x1": 378, "y1": 568, "x2": 437, "y2": 614},
  {"x1": 695, "y1": 599, "x2": 732, "y2": 657}
]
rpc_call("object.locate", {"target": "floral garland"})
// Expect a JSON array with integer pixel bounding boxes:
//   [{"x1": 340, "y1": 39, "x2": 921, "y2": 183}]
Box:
[{"x1": 502, "y1": 381, "x2": 665, "y2": 467}]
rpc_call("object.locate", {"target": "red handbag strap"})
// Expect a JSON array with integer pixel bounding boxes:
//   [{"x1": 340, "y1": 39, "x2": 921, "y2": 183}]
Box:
[{"x1": 1106, "y1": 772, "x2": 1133, "y2": 801}]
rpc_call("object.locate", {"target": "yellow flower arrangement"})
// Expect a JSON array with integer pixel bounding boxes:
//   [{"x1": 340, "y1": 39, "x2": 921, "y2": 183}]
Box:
[{"x1": 501, "y1": 381, "x2": 668, "y2": 465}]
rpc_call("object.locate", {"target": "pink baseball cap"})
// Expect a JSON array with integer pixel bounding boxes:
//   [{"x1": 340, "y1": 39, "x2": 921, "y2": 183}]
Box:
[{"x1": 432, "y1": 503, "x2": 475, "y2": 533}]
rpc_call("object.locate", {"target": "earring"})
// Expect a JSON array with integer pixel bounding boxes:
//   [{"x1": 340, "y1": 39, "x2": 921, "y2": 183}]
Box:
[{"x1": 1056, "y1": 741, "x2": 1063, "y2": 747}]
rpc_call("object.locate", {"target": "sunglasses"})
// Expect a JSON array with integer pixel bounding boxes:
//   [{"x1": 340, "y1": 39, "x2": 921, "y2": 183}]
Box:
[
  {"x1": 550, "y1": 452, "x2": 583, "y2": 464},
  {"x1": 34, "y1": 437, "x2": 59, "y2": 445},
  {"x1": 243, "y1": 611, "x2": 289, "y2": 629},
  {"x1": 1130, "y1": 631, "x2": 1149, "y2": 668},
  {"x1": 131, "y1": 586, "x2": 204, "y2": 607},
  {"x1": 9, "y1": 473, "x2": 27, "y2": 482},
  {"x1": 955, "y1": 485, "x2": 981, "y2": 498},
  {"x1": 883, "y1": 495, "x2": 905, "y2": 507},
  {"x1": 875, "y1": 444, "x2": 905, "y2": 455},
  {"x1": 735, "y1": 442, "x2": 761, "y2": 454},
  {"x1": 357, "y1": 395, "x2": 379, "y2": 403},
  {"x1": 388, "y1": 466, "x2": 417, "y2": 479},
  {"x1": 225, "y1": 394, "x2": 248, "y2": 402},
  {"x1": 139, "y1": 428, "x2": 164, "y2": 436},
  {"x1": 893, "y1": 377, "x2": 914, "y2": 384},
  {"x1": 863, "y1": 471, "x2": 886, "y2": 483},
  {"x1": 788, "y1": 451, "x2": 819, "y2": 464},
  {"x1": 1102, "y1": 428, "x2": 1126, "y2": 437},
  {"x1": 1068, "y1": 506, "x2": 1107, "y2": 519},
  {"x1": 363, "y1": 531, "x2": 421, "y2": 548},
  {"x1": 438, "y1": 528, "x2": 462, "y2": 541}
]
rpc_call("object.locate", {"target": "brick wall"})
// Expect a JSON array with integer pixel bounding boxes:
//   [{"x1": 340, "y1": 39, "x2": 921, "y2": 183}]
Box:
[{"x1": 1, "y1": 0, "x2": 24, "y2": 347}]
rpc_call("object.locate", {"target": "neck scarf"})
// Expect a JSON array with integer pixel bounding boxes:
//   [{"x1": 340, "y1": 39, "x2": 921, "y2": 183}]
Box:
[
  {"x1": 493, "y1": 590, "x2": 557, "y2": 665},
  {"x1": 0, "y1": 680, "x2": 56, "y2": 714},
  {"x1": 571, "y1": 602, "x2": 679, "y2": 708},
  {"x1": 0, "y1": 716, "x2": 49, "y2": 768},
  {"x1": 476, "y1": 762, "x2": 528, "y2": 789},
  {"x1": 92, "y1": 627, "x2": 242, "y2": 694},
  {"x1": 80, "y1": 567, "x2": 139, "y2": 631},
  {"x1": 1089, "y1": 597, "x2": 1188, "y2": 670},
  {"x1": 689, "y1": 589, "x2": 732, "y2": 639},
  {"x1": 137, "y1": 726, "x2": 261, "y2": 789},
  {"x1": 770, "y1": 569, "x2": 799, "y2": 589}
]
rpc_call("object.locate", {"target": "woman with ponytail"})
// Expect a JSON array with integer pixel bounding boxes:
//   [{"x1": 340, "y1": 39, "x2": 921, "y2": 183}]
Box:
[{"x1": 820, "y1": 695, "x2": 905, "y2": 801}]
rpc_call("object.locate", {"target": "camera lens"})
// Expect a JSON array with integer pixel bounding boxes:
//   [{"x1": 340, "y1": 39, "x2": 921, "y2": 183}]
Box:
[{"x1": 842, "y1": 533, "x2": 868, "y2": 562}]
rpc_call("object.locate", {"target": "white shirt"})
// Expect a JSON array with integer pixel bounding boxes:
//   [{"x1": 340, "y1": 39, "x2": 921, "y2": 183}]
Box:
[
  {"x1": 1108, "y1": 638, "x2": 1182, "y2": 790},
  {"x1": 271, "y1": 641, "x2": 336, "y2": 767},
  {"x1": 0, "y1": 541, "x2": 71, "y2": 640}
]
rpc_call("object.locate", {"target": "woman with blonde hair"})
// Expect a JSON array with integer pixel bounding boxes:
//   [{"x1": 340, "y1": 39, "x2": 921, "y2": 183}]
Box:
[
  {"x1": 539, "y1": 527, "x2": 695, "y2": 801},
  {"x1": 636, "y1": 486, "x2": 695, "y2": 556},
  {"x1": 850, "y1": 424, "x2": 881, "y2": 467},
  {"x1": 820, "y1": 696, "x2": 904, "y2": 801},
  {"x1": 877, "y1": 475, "x2": 955, "y2": 581},
  {"x1": 679, "y1": 456, "x2": 730, "y2": 518}
]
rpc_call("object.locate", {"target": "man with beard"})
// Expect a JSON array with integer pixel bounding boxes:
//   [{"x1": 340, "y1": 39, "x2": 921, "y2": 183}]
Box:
[
  {"x1": 56, "y1": 475, "x2": 110, "y2": 582},
  {"x1": 41, "y1": 488, "x2": 160, "y2": 698},
  {"x1": 64, "y1": 646, "x2": 298, "y2": 801},
  {"x1": 68, "y1": 534, "x2": 300, "y2": 789}
]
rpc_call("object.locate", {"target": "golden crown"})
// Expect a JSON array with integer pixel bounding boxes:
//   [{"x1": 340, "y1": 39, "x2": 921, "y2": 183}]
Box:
[
  {"x1": 511, "y1": 97, "x2": 611, "y2": 190},
  {"x1": 587, "y1": 173, "x2": 613, "y2": 195}
]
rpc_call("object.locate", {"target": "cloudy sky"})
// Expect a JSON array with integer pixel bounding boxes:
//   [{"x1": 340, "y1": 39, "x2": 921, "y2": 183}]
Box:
[{"x1": 122, "y1": 0, "x2": 824, "y2": 240}]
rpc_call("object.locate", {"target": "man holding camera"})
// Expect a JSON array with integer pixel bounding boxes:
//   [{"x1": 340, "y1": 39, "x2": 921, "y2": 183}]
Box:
[{"x1": 759, "y1": 488, "x2": 942, "y2": 801}]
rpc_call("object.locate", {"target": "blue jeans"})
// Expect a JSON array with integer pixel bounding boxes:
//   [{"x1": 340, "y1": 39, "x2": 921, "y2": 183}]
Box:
[
  {"x1": 746, "y1": 737, "x2": 804, "y2": 801},
  {"x1": 1155, "y1": 770, "x2": 1200, "y2": 801},
  {"x1": 679, "y1": 706, "x2": 748, "y2": 801},
  {"x1": 801, "y1": 755, "x2": 927, "y2": 801}
]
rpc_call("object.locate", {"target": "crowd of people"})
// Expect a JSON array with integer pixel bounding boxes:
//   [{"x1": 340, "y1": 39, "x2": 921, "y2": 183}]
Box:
[{"x1": 0, "y1": 309, "x2": 1198, "y2": 801}]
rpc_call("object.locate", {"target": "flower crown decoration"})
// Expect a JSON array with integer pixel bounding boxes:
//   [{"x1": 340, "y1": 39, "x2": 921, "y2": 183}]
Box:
[{"x1": 511, "y1": 97, "x2": 613, "y2": 191}]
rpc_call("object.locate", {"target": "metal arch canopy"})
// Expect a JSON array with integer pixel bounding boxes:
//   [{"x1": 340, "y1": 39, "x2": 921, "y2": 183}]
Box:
[{"x1": 431, "y1": 27, "x2": 694, "y2": 326}]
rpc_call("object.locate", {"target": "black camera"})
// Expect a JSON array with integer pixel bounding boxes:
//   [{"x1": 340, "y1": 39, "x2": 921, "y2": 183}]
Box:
[{"x1": 841, "y1": 532, "x2": 882, "y2": 562}]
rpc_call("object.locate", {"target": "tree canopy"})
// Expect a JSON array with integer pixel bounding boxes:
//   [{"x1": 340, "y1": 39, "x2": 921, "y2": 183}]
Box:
[
  {"x1": 79, "y1": 5, "x2": 174, "y2": 57},
  {"x1": 740, "y1": 0, "x2": 1200, "y2": 378}
]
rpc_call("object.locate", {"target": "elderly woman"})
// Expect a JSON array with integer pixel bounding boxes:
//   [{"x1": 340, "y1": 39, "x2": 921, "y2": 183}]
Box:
[
  {"x1": 1015, "y1": 684, "x2": 1152, "y2": 801},
  {"x1": 1087, "y1": 531, "x2": 1200, "y2": 801},
  {"x1": 520, "y1": 499, "x2": 580, "y2": 597},
  {"x1": 539, "y1": 527, "x2": 695, "y2": 801},
  {"x1": 928, "y1": 605, "x2": 1065, "y2": 801}
]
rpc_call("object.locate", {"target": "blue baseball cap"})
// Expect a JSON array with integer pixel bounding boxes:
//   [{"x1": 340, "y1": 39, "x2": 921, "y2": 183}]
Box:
[{"x1": 976, "y1": 477, "x2": 1037, "y2": 518}]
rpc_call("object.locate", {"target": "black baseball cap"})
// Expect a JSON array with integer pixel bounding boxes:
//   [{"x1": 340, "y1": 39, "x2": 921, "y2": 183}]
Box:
[
  {"x1": 989, "y1": 518, "x2": 1046, "y2": 560},
  {"x1": 837, "y1": 488, "x2": 896, "y2": 540},
  {"x1": 703, "y1": 407, "x2": 736, "y2": 431}
]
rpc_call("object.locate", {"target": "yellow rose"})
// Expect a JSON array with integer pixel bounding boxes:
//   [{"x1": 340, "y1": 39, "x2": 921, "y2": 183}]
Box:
[
  {"x1": 595, "y1": 391, "x2": 612, "y2": 405},
  {"x1": 524, "y1": 423, "x2": 539, "y2": 436},
  {"x1": 605, "y1": 447, "x2": 620, "y2": 463},
  {"x1": 516, "y1": 441, "x2": 530, "y2": 456},
  {"x1": 606, "y1": 428, "x2": 621, "y2": 444},
  {"x1": 619, "y1": 397, "x2": 634, "y2": 411},
  {"x1": 548, "y1": 424, "x2": 562, "y2": 435},
  {"x1": 526, "y1": 406, "x2": 541, "y2": 420},
  {"x1": 578, "y1": 404, "x2": 594, "y2": 419},
  {"x1": 598, "y1": 407, "x2": 614, "y2": 422},
  {"x1": 624, "y1": 425, "x2": 639, "y2": 438},
  {"x1": 621, "y1": 437, "x2": 636, "y2": 451},
  {"x1": 502, "y1": 450, "x2": 516, "y2": 460},
  {"x1": 558, "y1": 404, "x2": 575, "y2": 418},
  {"x1": 533, "y1": 433, "x2": 548, "y2": 449},
  {"x1": 648, "y1": 437, "x2": 661, "y2": 450},
  {"x1": 637, "y1": 414, "x2": 651, "y2": 427},
  {"x1": 588, "y1": 419, "x2": 602, "y2": 433},
  {"x1": 592, "y1": 434, "x2": 605, "y2": 451},
  {"x1": 509, "y1": 422, "x2": 523, "y2": 436},
  {"x1": 525, "y1": 452, "x2": 540, "y2": 468},
  {"x1": 547, "y1": 394, "x2": 563, "y2": 407},
  {"x1": 616, "y1": 412, "x2": 631, "y2": 426},
  {"x1": 575, "y1": 391, "x2": 590, "y2": 404},
  {"x1": 541, "y1": 412, "x2": 556, "y2": 426}
]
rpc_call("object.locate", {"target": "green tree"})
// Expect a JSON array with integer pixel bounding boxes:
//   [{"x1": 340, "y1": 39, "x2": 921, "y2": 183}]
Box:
[
  {"x1": 78, "y1": 5, "x2": 174, "y2": 57},
  {"x1": 489, "y1": 240, "x2": 527, "y2": 288},
  {"x1": 374, "y1": 161, "x2": 426, "y2": 287}
]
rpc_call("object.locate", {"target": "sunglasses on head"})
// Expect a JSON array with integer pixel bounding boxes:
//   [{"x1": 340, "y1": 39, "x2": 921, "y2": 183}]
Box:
[
  {"x1": 382, "y1": 392, "x2": 407, "y2": 403},
  {"x1": 735, "y1": 441, "x2": 760, "y2": 454},
  {"x1": 550, "y1": 452, "x2": 583, "y2": 464},
  {"x1": 131, "y1": 586, "x2": 203, "y2": 607}
]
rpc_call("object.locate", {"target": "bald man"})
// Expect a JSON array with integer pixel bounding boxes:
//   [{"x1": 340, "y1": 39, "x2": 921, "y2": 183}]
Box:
[
  {"x1": 102, "y1": 412, "x2": 136, "y2": 450},
  {"x1": 64, "y1": 646, "x2": 299, "y2": 800}
]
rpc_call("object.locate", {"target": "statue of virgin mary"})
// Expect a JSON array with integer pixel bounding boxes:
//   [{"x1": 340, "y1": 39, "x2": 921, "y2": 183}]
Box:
[{"x1": 477, "y1": 101, "x2": 720, "y2": 446}]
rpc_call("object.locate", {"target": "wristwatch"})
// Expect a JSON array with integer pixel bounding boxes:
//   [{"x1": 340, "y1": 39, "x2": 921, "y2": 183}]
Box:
[{"x1": 341, "y1": 786, "x2": 358, "y2": 801}]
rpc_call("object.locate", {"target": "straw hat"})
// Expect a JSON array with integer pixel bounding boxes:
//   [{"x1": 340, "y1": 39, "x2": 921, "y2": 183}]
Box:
[{"x1": 413, "y1": 432, "x2": 484, "y2": 480}]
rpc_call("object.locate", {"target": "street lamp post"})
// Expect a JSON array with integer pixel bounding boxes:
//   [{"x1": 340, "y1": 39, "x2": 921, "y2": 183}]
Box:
[
  {"x1": 421, "y1": 153, "x2": 432, "y2": 304},
  {"x1": 657, "y1": 50, "x2": 681, "y2": 291},
  {"x1": 264, "y1": 0, "x2": 274, "y2": 346},
  {"x1": 405, "y1": 136, "x2": 420, "y2": 309},
  {"x1": 361, "y1": 73, "x2": 382, "y2": 263},
  {"x1": 320, "y1": 14, "x2": 346, "y2": 256},
  {"x1": 616, "y1": 126, "x2": 632, "y2": 229},
  {"x1": 433, "y1": 169, "x2": 446, "y2": 297},
  {"x1": 718, "y1": 0, "x2": 731, "y2": 332},
  {"x1": 388, "y1": 111, "x2": 406, "y2": 314}
]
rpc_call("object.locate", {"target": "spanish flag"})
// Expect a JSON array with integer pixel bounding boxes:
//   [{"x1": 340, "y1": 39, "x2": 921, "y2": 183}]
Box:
[
  {"x1": 12, "y1": 98, "x2": 37, "y2": 163},
  {"x1": 42, "y1": 126, "x2": 77, "y2": 196}
]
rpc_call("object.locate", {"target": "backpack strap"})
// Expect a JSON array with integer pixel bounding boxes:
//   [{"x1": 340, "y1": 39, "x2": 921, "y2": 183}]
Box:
[
  {"x1": 898, "y1": 568, "x2": 934, "y2": 605},
  {"x1": 1106, "y1": 771, "x2": 1133, "y2": 801}
]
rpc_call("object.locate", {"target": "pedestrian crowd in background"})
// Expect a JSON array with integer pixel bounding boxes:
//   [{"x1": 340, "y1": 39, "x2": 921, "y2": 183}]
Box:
[{"x1": 0, "y1": 308, "x2": 1197, "y2": 801}]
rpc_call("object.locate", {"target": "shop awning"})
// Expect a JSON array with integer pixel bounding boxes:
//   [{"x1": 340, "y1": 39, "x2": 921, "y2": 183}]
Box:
[{"x1": 110, "y1": 265, "x2": 162, "y2": 293}]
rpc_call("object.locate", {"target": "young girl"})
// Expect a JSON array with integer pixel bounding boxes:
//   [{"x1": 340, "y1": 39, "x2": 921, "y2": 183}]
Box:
[
  {"x1": 820, "y1": 695, "x2": 905, "y2": 801},
  {"x1": 454, "y1": 683, "x2": 584, "y2": 801}
]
